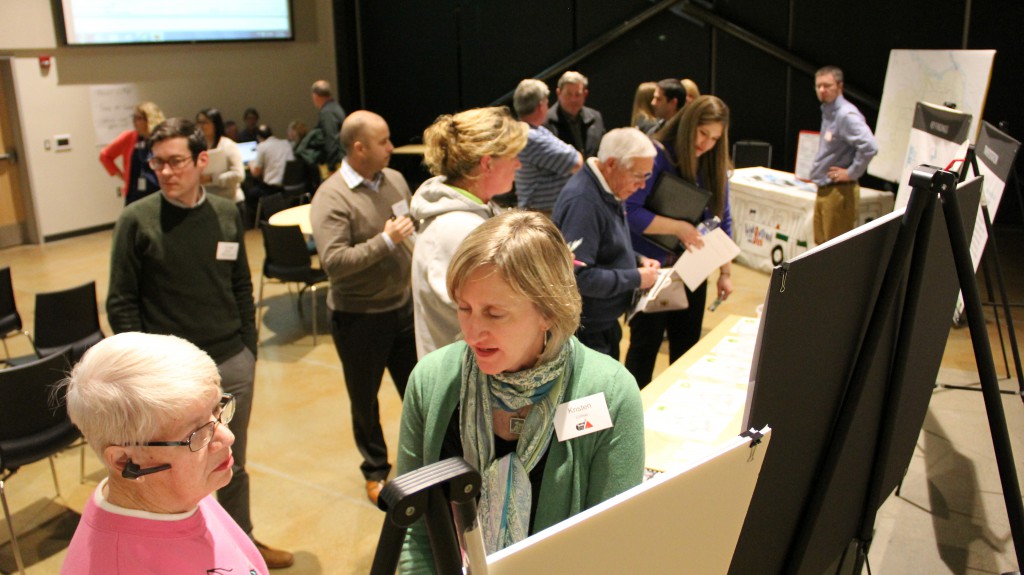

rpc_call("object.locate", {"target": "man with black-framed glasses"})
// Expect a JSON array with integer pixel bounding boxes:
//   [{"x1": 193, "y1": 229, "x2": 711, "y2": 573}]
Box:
[{"x1": 106, "y1": 118, "x2": 292, "y2": 568}]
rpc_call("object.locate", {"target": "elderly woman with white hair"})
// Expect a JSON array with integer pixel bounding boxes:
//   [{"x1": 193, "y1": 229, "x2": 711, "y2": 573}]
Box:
[
  {"x1": 397, "y1": 211, "x2": 645, "y2": 574},
  {"x1": 61, "y1": 332, "x2": 267, "y2": 574}
]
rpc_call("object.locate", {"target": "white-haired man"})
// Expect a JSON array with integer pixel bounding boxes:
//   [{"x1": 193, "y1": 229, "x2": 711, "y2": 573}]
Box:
[
  {"x1": 552, "y1": 127, "x2": 660, "y2": 359},
  {"x1": 545, "y1": 70, "x2": 606, "y2": 158},
  {"x1": 513, "y1": 78, "x2": 582, "y2": 213}
]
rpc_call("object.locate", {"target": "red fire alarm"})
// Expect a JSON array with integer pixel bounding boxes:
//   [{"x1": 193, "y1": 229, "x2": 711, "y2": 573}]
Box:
[{"x1": 39, "y1": 56, "x2": 52, "y2": 69}]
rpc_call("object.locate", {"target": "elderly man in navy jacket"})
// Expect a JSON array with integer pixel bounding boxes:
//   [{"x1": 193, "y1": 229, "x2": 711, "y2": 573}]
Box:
[{"x1": 552, "y1": 127, "x2": 660, "y2": 359}]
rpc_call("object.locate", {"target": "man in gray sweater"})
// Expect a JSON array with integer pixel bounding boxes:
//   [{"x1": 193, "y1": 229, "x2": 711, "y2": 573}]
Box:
[
  {"x1": 106, "y1": 117, "x2": 292, "y2": 568},
  {"x1": 310, "y1": 110, "x2": 417, "y2": 505}
]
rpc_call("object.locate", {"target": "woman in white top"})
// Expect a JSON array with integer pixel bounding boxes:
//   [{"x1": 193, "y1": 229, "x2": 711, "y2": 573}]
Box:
[{"x1": 196, "y1": 108, "x2": 245, "y2": 204}]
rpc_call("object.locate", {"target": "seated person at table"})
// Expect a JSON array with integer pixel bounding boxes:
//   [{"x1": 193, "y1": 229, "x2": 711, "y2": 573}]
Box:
[
  {"x1": 251, "y1": 124, "x2": 296, "y2": 195},
  {"x1": 61, "y1": 332, "x2": 268, "y2": 574},
  {"x1": 397, "y1": 211, "x2": 645, "y2": 573}
]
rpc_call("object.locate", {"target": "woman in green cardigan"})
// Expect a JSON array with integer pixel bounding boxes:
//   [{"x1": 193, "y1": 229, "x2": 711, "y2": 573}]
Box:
[{"x1": 397, "y1": 211, "x2": 645, "y2": 574}]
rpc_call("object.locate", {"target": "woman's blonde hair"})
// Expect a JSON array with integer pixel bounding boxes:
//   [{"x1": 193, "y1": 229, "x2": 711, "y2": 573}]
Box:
[
  {"x1": 630, "y1": 81, "x2": 657, "y2": 126},
  {"x1": 680, "y1": 78, "x2": 701, "y2": 102},
  {"x1": 422, "y1": 106, "x2": 528, "y2": 183},
  {"x1": 447, "y1": 211, "x2": 581, "y2": 364},
  {"x1": 655, "y1": 95, "x2": 731, "y2": 217},
  {"x1": 135, "y1": 102, "x2": 165, "y2": 133},
  {"x1": 288, "y1": 120, "x2": 309, "y2": 141},
  {"x1": 64, "y1": 332, "x2": 221, "y2": 458}
]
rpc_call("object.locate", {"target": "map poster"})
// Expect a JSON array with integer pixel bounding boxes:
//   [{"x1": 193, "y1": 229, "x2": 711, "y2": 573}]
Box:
[
  {"x1": 870, "y1": 49, "x2": 995, "y2": 184},
  {"x1": 894, "y1": 102, "x2": 972, "y2": 208}
]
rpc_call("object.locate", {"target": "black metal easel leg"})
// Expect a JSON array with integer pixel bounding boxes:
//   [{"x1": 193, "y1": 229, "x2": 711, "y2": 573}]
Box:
[
  {"x1": 852, "y1": 168, "x2": 945, "y2": 575},
  {"x1": 940, "y1": 207, "x2": 1024, "y2": 396},
  {"x1": 940, "y1": 184, "x2": 1024, "y2": 570},
  {"x1": 980, "y1": 205, "x2": 1024, "y2": 398},
  {"x1": 980, "y1": 239, "x2": 1011, "y2": 377},
  {"x1": 785, "y1": 168, "x2": 935, "y2": 575}
]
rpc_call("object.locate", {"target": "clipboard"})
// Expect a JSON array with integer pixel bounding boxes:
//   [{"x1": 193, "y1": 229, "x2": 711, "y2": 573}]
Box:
[
  {"x1": 203, "y1": 148, "x2": 228, "y2": 178},
  {"x1": 644, "y1": 171, "x2": 711, "y2": 253}
]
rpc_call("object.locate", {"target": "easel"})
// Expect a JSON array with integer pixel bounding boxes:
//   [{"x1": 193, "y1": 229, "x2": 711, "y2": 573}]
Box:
[
  {"x1": 939, "y1": 144, "x2": 1024, "y2": 399},
  {"x1": 370, "y1": 457, "x2": 485, "y2": 575},
  {"x1": 785, "y1": 167, "x2": 1023, "y2": 574}
]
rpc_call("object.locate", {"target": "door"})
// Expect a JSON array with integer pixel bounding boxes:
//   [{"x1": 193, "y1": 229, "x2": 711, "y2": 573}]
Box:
[{"x1": 0, "y1": 67, "x2": 29, "y2": 247}]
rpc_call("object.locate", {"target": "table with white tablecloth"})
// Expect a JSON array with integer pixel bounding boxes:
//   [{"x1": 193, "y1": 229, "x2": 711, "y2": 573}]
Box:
[{"x1": 728, "y1": 167, "x2": 894, "y2": 272}]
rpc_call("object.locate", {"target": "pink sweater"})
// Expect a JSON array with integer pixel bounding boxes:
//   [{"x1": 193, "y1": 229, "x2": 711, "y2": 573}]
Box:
[{"x1": 62, "y1": 484, "x2": 267, "y2": 574}]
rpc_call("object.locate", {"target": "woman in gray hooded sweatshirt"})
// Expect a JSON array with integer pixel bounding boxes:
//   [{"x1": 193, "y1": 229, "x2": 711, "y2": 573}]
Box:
[{"x1": 410, "y1": 106, "x2": 528, "y2": 358}]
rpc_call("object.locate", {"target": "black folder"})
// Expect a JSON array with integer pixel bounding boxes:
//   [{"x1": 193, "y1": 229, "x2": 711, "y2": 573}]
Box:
[{"x1": 643, "y1": 171, "x2": 712, "y2": 253}]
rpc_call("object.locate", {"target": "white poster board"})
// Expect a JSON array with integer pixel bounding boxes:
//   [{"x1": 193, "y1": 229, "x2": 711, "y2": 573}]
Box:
[
  {"x1": 893, "y1": 102, "x2": 972, "y2": 208},
  {"x1": 870, "y1": 49, "x2": 995, "y2": 183},
  {"x1": 89, "y1": 84, "x2": 137, "y2": 146},
  {"x1": 794, "y1": 130, "x2": 820, "y2": 181},
  {"x1": 955, "y1": 123, "x2": 1019, "y2": 317},
  {"x1": 488, "y1": 429, "x2": 771, "y2": 575}
]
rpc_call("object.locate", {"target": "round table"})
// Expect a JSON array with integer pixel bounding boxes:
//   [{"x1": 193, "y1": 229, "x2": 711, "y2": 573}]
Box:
[{"x1": 267, "y1": 204, "x2": 312, "y2": 235}]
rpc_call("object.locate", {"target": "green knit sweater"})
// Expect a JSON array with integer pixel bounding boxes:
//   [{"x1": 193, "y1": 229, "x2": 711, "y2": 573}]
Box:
[
  {"x1": 107, "y1": 192, "x2": 257, "y2": 363},
  {"x1": 396, "y1": 338, "x2": 645, "y2": 574}
]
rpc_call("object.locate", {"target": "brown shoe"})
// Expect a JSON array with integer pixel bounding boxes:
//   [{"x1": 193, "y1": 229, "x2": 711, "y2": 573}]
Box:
[
  {"x1": 366, "y1": 479, "x2": 386, "y2": 505},
  {"x1": 255, "y1": 539, "x2": 295, "y2": 569}
]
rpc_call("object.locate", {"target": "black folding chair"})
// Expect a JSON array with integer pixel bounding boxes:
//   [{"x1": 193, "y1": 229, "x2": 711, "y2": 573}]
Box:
[
  {"x1": 0, "y1": 350, "x2": 82, "y2": 575},
  {"x1": 34, "y1": 281, "x2": 105, "y2": 362},
  {"x1": 0, "y1": 267, "x2": 34, "y2": 365},
  {"x1": 258, "y1": 224, "x2": 329, "y2": 344}
]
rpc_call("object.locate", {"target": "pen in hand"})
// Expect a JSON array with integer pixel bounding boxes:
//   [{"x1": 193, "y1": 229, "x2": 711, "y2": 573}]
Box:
[{"x1": 708, "y1": 292, "x2": 724, "y2": 312}]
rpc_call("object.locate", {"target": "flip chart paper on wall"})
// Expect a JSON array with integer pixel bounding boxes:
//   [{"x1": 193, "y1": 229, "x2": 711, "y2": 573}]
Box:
[{"x1": 89, "y1": 84, "x2": 137, "y2": 145}]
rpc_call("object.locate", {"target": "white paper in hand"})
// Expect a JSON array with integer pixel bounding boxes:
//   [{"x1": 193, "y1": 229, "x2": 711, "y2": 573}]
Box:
[{"x1": 673, "y1": 228, "x2": 741, "y2": 291}]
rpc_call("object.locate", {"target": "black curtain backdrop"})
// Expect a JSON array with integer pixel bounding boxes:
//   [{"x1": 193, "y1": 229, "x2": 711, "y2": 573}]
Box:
[{"x1": 334, "y1": 0, "x2": 1024, "y2": 222}]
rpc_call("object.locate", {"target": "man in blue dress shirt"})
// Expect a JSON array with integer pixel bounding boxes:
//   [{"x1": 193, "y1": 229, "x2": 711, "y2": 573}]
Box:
[{"x1": 809, "y1": 65, "x2": 879, "y2": 244}]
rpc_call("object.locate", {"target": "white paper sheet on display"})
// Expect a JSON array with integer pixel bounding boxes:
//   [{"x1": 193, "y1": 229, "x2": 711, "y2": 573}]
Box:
[
  {"x1": 870, "y1": 49, "x2": 994, "y2": 183},
  {"x1": 89, "y1": 84, "x2": 137, "y2": 146}
]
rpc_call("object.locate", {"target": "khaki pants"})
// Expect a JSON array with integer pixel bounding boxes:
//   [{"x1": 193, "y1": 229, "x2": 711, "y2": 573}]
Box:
[{"x1": 814, "y1": 182, "x2": 859, "y2": 244}]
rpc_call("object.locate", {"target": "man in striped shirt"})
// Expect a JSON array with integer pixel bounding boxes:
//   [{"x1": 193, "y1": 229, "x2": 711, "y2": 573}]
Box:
[{"x1": 512, "y1": 79, "x2": 582, "y2": 215}]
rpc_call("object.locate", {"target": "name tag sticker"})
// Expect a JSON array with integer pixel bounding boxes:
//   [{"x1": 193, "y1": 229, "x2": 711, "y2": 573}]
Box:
[
  {"x1": 216, "y1": 241, "x2": 240, "y2": 261},
  {"x1": 392, "y1": 199, "x2": 410, "y2": 218},
  {"x1": 554, "y1": 392, "x2": 612, "y2": 442},
  {"x1": 137, "y1": 177, "x2": 147, "y2": 191},
  {"x1": 824, "y1": 130, "x2": 833, "y2": 143}
]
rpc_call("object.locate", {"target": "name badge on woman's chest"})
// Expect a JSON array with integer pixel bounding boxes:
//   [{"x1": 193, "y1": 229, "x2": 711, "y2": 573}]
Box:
[{"x1": 554, "y1": 392, "x2": 612, "y2": 441}]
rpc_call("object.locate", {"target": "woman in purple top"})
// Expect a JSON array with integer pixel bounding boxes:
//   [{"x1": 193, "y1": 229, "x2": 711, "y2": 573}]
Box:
[{"x1": 624, "y1": 95, "x2": 735, "y2": 388}]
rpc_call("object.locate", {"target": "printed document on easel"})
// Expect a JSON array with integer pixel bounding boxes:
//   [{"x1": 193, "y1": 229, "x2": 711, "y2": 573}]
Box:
[{"x1": 673, "y1": 228, "x2": 741, "y2": 291}]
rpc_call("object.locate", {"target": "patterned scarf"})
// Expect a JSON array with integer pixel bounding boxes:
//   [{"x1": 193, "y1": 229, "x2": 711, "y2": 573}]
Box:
[{"x1": 459, "y1": 339, "x2": 573, "y2": 553}]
